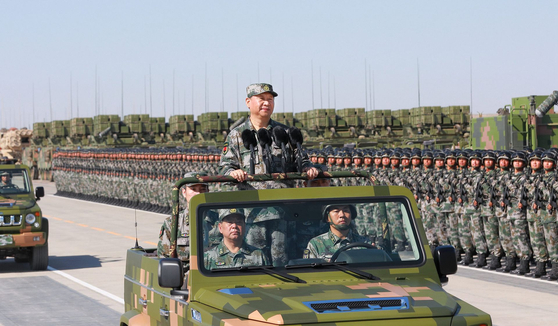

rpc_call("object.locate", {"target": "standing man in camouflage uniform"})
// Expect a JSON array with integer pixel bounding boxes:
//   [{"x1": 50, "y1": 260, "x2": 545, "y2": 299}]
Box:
[
  {"x1": 492, "y1": 152, "x2": 514, "y2": 271},
  {"x1": 158, "y1": 172, "x2": 218, "y2": 262},
  {"x1": 475, "y1": 152, "x2": 503, "y2": 270},
  {"x1": 468, "y1": 152, "x2": 488, "y2": 267},
  {"x1": 219, "y1": 83, "x2": 318, "y2": 188},
  {"x1": 505, "y1": 152, "x2": 532, "y2": 274},
  {"x1": 541, "y1": 151, "x2": 558, "y2": 281},
  {"x1": 523, "y1": 151, "x2": 548, "y2": 277}
]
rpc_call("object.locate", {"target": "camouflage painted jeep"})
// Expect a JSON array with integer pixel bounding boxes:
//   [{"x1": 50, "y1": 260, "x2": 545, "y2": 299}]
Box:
[
  {"x1": 121, "y1": 172, "x2": 491, "y2": 326},
  {"x1": 0, "y1": 161, "x2": 47, "y2": 270}
]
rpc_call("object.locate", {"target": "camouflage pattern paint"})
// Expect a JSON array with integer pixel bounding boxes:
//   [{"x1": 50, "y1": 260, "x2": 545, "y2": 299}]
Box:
[{"x1": 122, "y1": 174, "x2": 491, "y2": 325}]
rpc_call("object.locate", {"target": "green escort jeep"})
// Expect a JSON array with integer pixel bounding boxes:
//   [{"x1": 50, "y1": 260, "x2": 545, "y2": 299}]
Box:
[
  {"x1": 0, "y1": 161, "x2": 48, "y2": 270},
  {"x1": 121, "y1": 172, "x2": 491, "y2": 326}
]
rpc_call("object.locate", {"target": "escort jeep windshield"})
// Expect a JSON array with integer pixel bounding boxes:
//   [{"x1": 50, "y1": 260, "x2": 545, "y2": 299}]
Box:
[
  {"x1": 0, "y1": 169, "x2": 31, "y2": 195},
  {"x1": 198, "y1": 196, "x2": 424, "y2": 274}
]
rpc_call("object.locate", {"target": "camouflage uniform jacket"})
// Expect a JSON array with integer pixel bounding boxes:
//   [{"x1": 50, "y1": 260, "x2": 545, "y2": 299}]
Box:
[
  {"x1": 204, "y1": 240, "x2": 270, "y2": 270},
  {"x1": 219, "y1": 119, "x2": 311, "y2": 175},
  {"x1": 158, "y1": 209, "x2": 220, "y2": 261},
  {"x1": 158, "y1": 210, "x2": 190, "y2": 261},
  {"x1": 304, "y1": 229, "x2": 372, "y2": 261}
]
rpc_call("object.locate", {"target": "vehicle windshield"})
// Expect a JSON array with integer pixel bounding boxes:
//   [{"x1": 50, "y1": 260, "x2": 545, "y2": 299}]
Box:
[
  {"x1": 0, "y1": 169, "x2": 31, "y2": 195},
  {"x1": 198, "y1": 197, "x2": 423, "y2": 273}
]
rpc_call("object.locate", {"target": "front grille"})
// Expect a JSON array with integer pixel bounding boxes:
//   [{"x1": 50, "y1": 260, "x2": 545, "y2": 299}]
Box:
[
  {"x1": 0, "y1": 215, "x2": 22, "y2": 226},
  {"x1": 306, "y1": 297, "x2": 408, "y2": 313}
]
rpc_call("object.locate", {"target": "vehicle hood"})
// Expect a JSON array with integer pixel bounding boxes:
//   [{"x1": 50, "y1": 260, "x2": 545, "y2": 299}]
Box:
[
  {"x1": 0, "y1": 198, "x2": 35, "y2": 210},
  {"x1": 194, "y1": 278, "x2": 458, "y2": 324}
]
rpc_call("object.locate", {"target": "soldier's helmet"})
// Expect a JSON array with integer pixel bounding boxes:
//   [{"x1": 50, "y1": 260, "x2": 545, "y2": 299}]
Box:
[
  {"x1": 421, "y1": 151, "x2": 433, "y2": 160},
  {"x1": 390, "y1": 151, "x2": 401, "y2": 159},
  {"x1": 457, "y1": 151, "x2": 469, "y2": 160},
  {"x1": 401, "y1": 151, "x2": 411, "y2": 160},
  {"x1": 528, "y1": 151, "x2": 542, "y2": 161},
  {"x1": 541, "y1": 151, "x2": 557, "y2": 164},
  {"x1": 511, "y1": 152, "x2": 527, "y2": 162},
  {"x1": 434, "y1": 151, "x2": 446, "y2": 161},
  {"x1": 322, "y1": 204, "x2": 357, "y2": 221},
  {"x1": 482, "y1": 151, "x2": 496, "y2": 161},
  {"x1": 445, "y1": 151, "x2": 456, "y2": 160},
  {"x1": 469, "y1": 150, "x2": 482, "y2": 161},
  {"x1": 353, "y1": 151, "x2": 363, "y2": 159},
  {"x1": 497, "y1": 151, "x2": 511, "y2": 162},
  {"x1": 411, "y1": 150, "x2": 422, "y2": 159},
  {"x1": 363, "y1": 151, "x2": 372, "y2": 159}
]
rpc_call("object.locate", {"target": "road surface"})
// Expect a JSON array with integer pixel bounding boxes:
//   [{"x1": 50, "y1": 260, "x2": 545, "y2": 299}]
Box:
[{"x1": 0, "y1": 180, "x2": 557, "y2": 325}]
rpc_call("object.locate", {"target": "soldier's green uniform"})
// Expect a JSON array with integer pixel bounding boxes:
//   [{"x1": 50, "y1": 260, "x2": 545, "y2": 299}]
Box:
[
  {"x1": 505, "y1": 152, "x2": 532, "y2": 274},
  {"x1": 219, "y1": 119, "x2": 311, "y2": 189},
  {"x1": 305, "y1": 229, "x2": 371, "y2": 261},
  {"x1": 524, "y1": 153, "x2": 548, "y2": 277},
  {"x1": 203, "y1": 208, "x2": 270, "y2": 269},
  {"x1": 219, "y1": 83, "x2": 312, "y2": 190},
  {"x1": 157, "y1": 172, "x2": 217, "y2": 262},
  {"x1": 204, "y1": 241, "x2": 270, "y2": 270}
]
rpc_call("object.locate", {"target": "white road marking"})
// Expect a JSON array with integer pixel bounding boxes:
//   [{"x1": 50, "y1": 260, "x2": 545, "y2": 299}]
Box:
[{"x1": 47, "y1": 266, "x2": 125, "y2": 305}]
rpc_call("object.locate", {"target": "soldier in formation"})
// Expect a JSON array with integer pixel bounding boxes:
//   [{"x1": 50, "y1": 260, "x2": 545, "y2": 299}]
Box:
[
  {"x1": 53, "y1": 142, "x2": 558, "y2": 281},
  {"x1": 52, "y1": 147, "x2": 221, "y2": 214}
]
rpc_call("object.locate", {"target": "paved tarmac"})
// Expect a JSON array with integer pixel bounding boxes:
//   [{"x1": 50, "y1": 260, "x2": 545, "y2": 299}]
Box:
[{"x1": 1, "y1": 180, "x2": 557, "y2": 325}]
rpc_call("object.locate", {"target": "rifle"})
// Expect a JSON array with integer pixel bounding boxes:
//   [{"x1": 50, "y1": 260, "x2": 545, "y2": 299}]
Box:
[
  {"x1": 548, "y1": 188, "x2": 557, "y2": 213},
  {"x1": 473, "y1": 177, "x2": 484, "y2": 209},
  {"x1": 519, "y1": 184, "x2": 528, "y2": 210},
  {"x1": 435, "y1": 182, "x2": 444, "y2": 204},
  {"x1": 534, "y1": 186, "x2": 542, "y2": 213},
  {"x1": 459, "y1": 182, "x2": 467, "y2": 207},
  {"x1": 425, "y1": 181, "x2": 433, "y2": 202},
  {"x1": 501, "y1": 184, "x2": 510, "y2": 210},
  {"x1": 488, "y1": 183, "x2": 496, "y2": 211},
  {"x1": 548, "y1": 173, "x2": 557, "y2": 213}
]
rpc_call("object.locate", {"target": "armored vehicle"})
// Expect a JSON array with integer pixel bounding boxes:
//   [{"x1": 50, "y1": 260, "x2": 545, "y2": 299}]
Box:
[
  {"x1": 121, "y1": 173, "x2": 491, "y2": 326},
  {"x1": 0, "y1": 161, "x2": 47, "y2": 270}
]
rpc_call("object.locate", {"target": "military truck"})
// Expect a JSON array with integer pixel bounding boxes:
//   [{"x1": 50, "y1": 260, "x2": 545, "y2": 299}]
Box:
[
  {"x1": 0, "y1": 160, "x2": 48, "y2": 270},
  {"x1": 470, "y1": 91, "x2": 558, "y2": 150},
  {"x1": 121, "y1": 173, "x2": 491, "y2": 326}
]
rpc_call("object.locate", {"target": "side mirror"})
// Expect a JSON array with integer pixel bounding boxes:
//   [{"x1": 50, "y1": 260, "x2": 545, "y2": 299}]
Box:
[
  {"x1": 35, "y1": 187, "x2": 45, "y2": 199},
  {"x1": 158, "y1": 258, "x2": 189, "y2": 299},
  {"x1": 433, "y1": 245, "x2": 458, "y2": 284}
]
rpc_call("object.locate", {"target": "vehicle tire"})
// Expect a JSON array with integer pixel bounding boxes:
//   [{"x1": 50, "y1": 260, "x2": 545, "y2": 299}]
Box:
[{"x1": 30, "y1": 244, "x2": 49, "y2": 271}]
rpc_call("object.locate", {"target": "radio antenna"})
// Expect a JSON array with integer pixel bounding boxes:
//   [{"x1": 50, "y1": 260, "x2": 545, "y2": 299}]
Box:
[{"x1": 133, "y1": 209, "x2": 142, "y2": 250}]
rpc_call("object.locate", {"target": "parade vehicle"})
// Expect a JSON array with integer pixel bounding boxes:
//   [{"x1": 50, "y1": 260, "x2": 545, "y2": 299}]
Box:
[
  {"x1": 121, "y1": 172, "x2": 491, "y2": 326},
  {"x1": 0, "y1": 160, "x2": 47, "y2": 270}
]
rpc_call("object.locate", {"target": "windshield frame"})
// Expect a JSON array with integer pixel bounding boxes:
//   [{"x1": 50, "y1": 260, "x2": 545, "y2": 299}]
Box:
[
  {"x1": 195, "y1": 190, "x2": 426, "y2": 277},
  {"x1": 0, "y1": 168, "x2": 31, "y2": 196}
]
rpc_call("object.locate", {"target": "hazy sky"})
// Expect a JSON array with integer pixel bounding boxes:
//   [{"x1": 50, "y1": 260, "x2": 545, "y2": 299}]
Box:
[{"x1": 1, "y1": 0, "x2": 557, "y2": 128}]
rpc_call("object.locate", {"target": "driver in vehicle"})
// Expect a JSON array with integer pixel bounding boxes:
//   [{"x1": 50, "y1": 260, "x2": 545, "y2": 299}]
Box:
[
  {"x1": 304, "y1": 204, "x2": 372, "y2": 261},
  {"x1": 0, "y1": 172, "x2": 16, "y2": 188},
  {"x1": 204, "y1": 208, "x2": 270, "y2": 269}
]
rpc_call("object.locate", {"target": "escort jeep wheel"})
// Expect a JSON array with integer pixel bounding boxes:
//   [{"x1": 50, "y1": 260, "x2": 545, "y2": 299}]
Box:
[{"x1": 30, "y1": 244, "x2": 49, "y2": 271}]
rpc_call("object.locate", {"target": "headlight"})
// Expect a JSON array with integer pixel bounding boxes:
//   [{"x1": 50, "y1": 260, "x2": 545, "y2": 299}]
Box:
[{"x1": 25, "y1": 214, "x2": 36, "y2": 224}]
